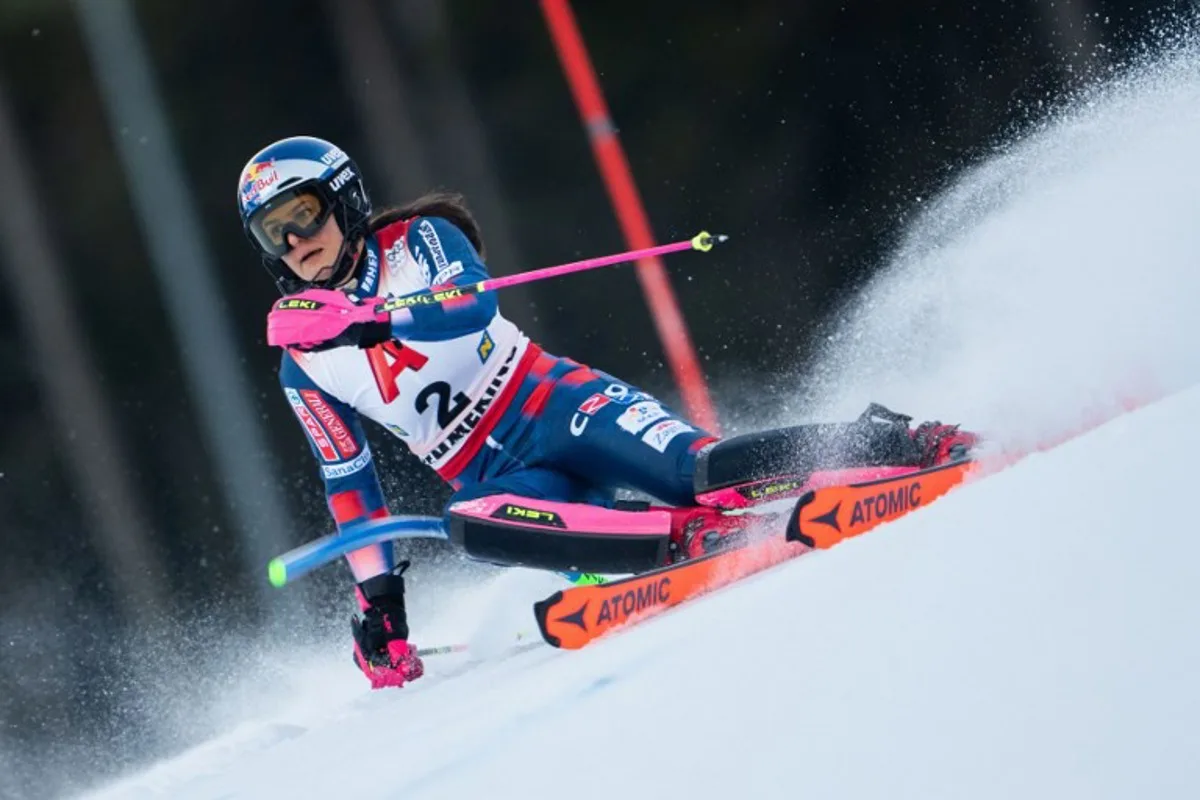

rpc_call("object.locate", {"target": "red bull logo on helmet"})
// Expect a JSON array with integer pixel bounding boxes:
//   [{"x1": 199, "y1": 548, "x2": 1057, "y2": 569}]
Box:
[{"x1": 240, "y1": 159, "x2": 279, "y2": 206}]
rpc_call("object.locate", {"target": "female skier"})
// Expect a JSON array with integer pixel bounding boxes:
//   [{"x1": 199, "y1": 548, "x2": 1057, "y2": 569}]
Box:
[{"x1": 238, "y1": 136, "x2": 976, "y2": 689}]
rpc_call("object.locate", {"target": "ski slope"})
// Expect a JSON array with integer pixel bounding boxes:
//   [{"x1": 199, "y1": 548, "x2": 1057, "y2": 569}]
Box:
[
  {"x1": 82, "y1": 33, "x2": 1200, "y2": 800},
  {"x1": 86, "y1": 388, "x2": 1200, "y2": 799}
]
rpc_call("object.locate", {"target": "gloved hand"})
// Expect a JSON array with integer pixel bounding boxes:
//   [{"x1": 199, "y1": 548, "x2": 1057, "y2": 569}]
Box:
[
  {"x1": 350, "y1": 564, "x2": 425, "y2": 689},
  {"x1": 266, "y1": 288, "x2": 392, "y2": 351}
]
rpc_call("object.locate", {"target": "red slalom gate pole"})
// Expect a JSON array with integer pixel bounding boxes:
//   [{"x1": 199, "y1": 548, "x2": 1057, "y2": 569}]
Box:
[{"x1": 539, "y1": 0, "x2": 721, "y2": 434}]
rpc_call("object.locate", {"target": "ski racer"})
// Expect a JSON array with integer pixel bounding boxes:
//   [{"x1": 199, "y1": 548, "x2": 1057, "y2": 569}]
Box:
[{"x1": 237, "y1": 136, "x2": 978, "y2": 690}]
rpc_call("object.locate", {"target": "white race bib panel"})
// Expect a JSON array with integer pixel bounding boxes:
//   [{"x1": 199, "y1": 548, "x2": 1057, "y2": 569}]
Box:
[{"x1": 288, "y1": 221, "x2": 528, "y2": 475}]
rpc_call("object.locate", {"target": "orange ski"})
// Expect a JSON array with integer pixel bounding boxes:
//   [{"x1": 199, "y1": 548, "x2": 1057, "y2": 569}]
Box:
[
  {"x1": 786, "y1": 459, "x2": 975, "y2": 549},
  {"x1": 534, "y1": 459, "x2": 980, "y2": 650},
  {"x1": 535, "y1": 534, "x2": 809, "y2": 649}
]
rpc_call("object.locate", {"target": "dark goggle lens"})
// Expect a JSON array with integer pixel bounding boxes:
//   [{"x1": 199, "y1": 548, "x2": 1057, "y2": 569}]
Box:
[{"x1": 248, "y1": 189, "x2": 331, "y2": 257}]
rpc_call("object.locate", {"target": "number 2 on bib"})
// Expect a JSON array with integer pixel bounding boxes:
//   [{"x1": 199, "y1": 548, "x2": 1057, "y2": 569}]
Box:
[{"x1": 416, "y1": 381, "x2": 470, "y2": 428}]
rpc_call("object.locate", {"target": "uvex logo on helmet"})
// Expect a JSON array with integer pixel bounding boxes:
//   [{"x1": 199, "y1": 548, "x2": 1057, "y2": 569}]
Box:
[
  {"x1": 238, "y1": 135, "x2": 372, "y2": 295},
  {"x1": 329, "y1": 166, "x2": 355, "y2": 192},
  {"x1": 320, "y1": 147, "x2": 348, "y2": 167},
  {"x1": 240, "y1": 160, "x2": 279, "y2": 205}
]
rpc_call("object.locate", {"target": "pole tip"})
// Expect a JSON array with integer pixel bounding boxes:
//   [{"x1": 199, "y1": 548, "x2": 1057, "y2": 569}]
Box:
[
  {"x1": 268, "y1": 558, "x2": 287, "y2": 588},
  {"x1": 691, "y1": 231, "x2": 730, "y2": 252}
]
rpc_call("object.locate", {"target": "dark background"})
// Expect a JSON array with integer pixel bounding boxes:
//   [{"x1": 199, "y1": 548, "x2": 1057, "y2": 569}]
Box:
[{"x1": 0, "y1": 0, "x2": 1184, "y2": 795}]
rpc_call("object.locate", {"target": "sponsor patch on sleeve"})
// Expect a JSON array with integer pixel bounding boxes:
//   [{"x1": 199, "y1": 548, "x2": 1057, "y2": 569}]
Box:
[
  {"x1": 616, "y1": 401, "x2": 670, "y2": 434},
  {"x1": 285, "y1": 388, "x2": 339, "y2": 462},
  {"x1": 641, "y1": 419, "x2": 694, "y2": 453},
  {"x1": 433, "y1": 261, "x2": 465, "y2": 286},
  {"x1": 417, "y1": 219, "x2": 451, "y2": 272},
  {"x1": 299, "y1": 389, "x2": 359, "y2": 458},
  {"x1": 320, "y1": 445, "x2": 373, "y2": 479}
]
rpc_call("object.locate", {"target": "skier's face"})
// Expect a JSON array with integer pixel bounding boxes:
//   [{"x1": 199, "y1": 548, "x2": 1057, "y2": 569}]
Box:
[{"x1": 281, "y1": 213, "x2": 344, "y2": 284}]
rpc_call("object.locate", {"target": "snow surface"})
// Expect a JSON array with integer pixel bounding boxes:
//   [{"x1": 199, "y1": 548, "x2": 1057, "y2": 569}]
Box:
[
  {"x1": 82, "y1": 31, "x2": 1200, "y2": 800},
  {"x1": 85, "y1": 386, "x2": 1200, "y2": 800}
]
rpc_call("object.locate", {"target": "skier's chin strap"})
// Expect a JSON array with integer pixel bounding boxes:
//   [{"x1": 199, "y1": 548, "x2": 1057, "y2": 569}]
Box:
[
  {"x1": 313, "y1": 235, "x2": 364, "y2": 291},
  {"x1": 270, "y1": 235, "x2": 365, "y2": 295}
]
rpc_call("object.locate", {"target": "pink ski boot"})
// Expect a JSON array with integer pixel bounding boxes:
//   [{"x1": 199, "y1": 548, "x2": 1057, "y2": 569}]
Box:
[
  {"x1": 667, "y1": 506, "x2": 749, "y2": 562},
  {"x1": 910, "y1": 420, "x2": 980, "y2": 467}
]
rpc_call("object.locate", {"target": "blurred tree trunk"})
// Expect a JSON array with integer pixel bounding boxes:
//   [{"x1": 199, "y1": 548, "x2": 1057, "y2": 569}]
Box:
[
  {"x1": 0, "y1": 78, "x2": 165, "y2": 620},
  {"x1": 72, "y1": 0, "x2": 296, "y2": 615},
  {"x1": 326, "y1": 0, "x2": 543, "y2": 337}
]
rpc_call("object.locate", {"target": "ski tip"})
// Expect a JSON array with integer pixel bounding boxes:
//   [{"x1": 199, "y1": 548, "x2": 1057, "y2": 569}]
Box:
[
  {"x1": 691, "y1": 231, "x2": 730, "y2": 252},
  {"x1": 785, "y1": 492, "x2": 817, "y2": 548},
  {"x1": 533, "y1": 591, "x2": 565, "y2": 649},
  {"x1": 267, "y1": 558, "x2": 288, "y2": 588}
]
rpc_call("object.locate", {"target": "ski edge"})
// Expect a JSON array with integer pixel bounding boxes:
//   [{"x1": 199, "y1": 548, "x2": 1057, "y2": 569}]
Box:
[
  {"x1": 535, "y1": 458, "x2": 987, "y2": 651},
  {"x1": 534, "y1": 533, "x2": 807, "y2": 650}
]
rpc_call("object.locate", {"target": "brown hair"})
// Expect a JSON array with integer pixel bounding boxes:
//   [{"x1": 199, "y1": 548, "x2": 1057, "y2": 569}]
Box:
[{"x1": 368, "y1": 191, "x2": 485, "y2": 258}]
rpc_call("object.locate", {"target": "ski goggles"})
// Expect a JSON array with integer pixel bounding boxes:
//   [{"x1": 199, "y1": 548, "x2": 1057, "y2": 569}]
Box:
[{"x1": 247, "y1": 186, "x2": 333, "y2": 258}]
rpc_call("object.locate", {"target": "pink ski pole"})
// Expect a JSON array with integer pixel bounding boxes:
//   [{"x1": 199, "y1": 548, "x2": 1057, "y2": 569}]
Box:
[{"x1": 379, "y1": 231, "x2": 726, "y2": 313}]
